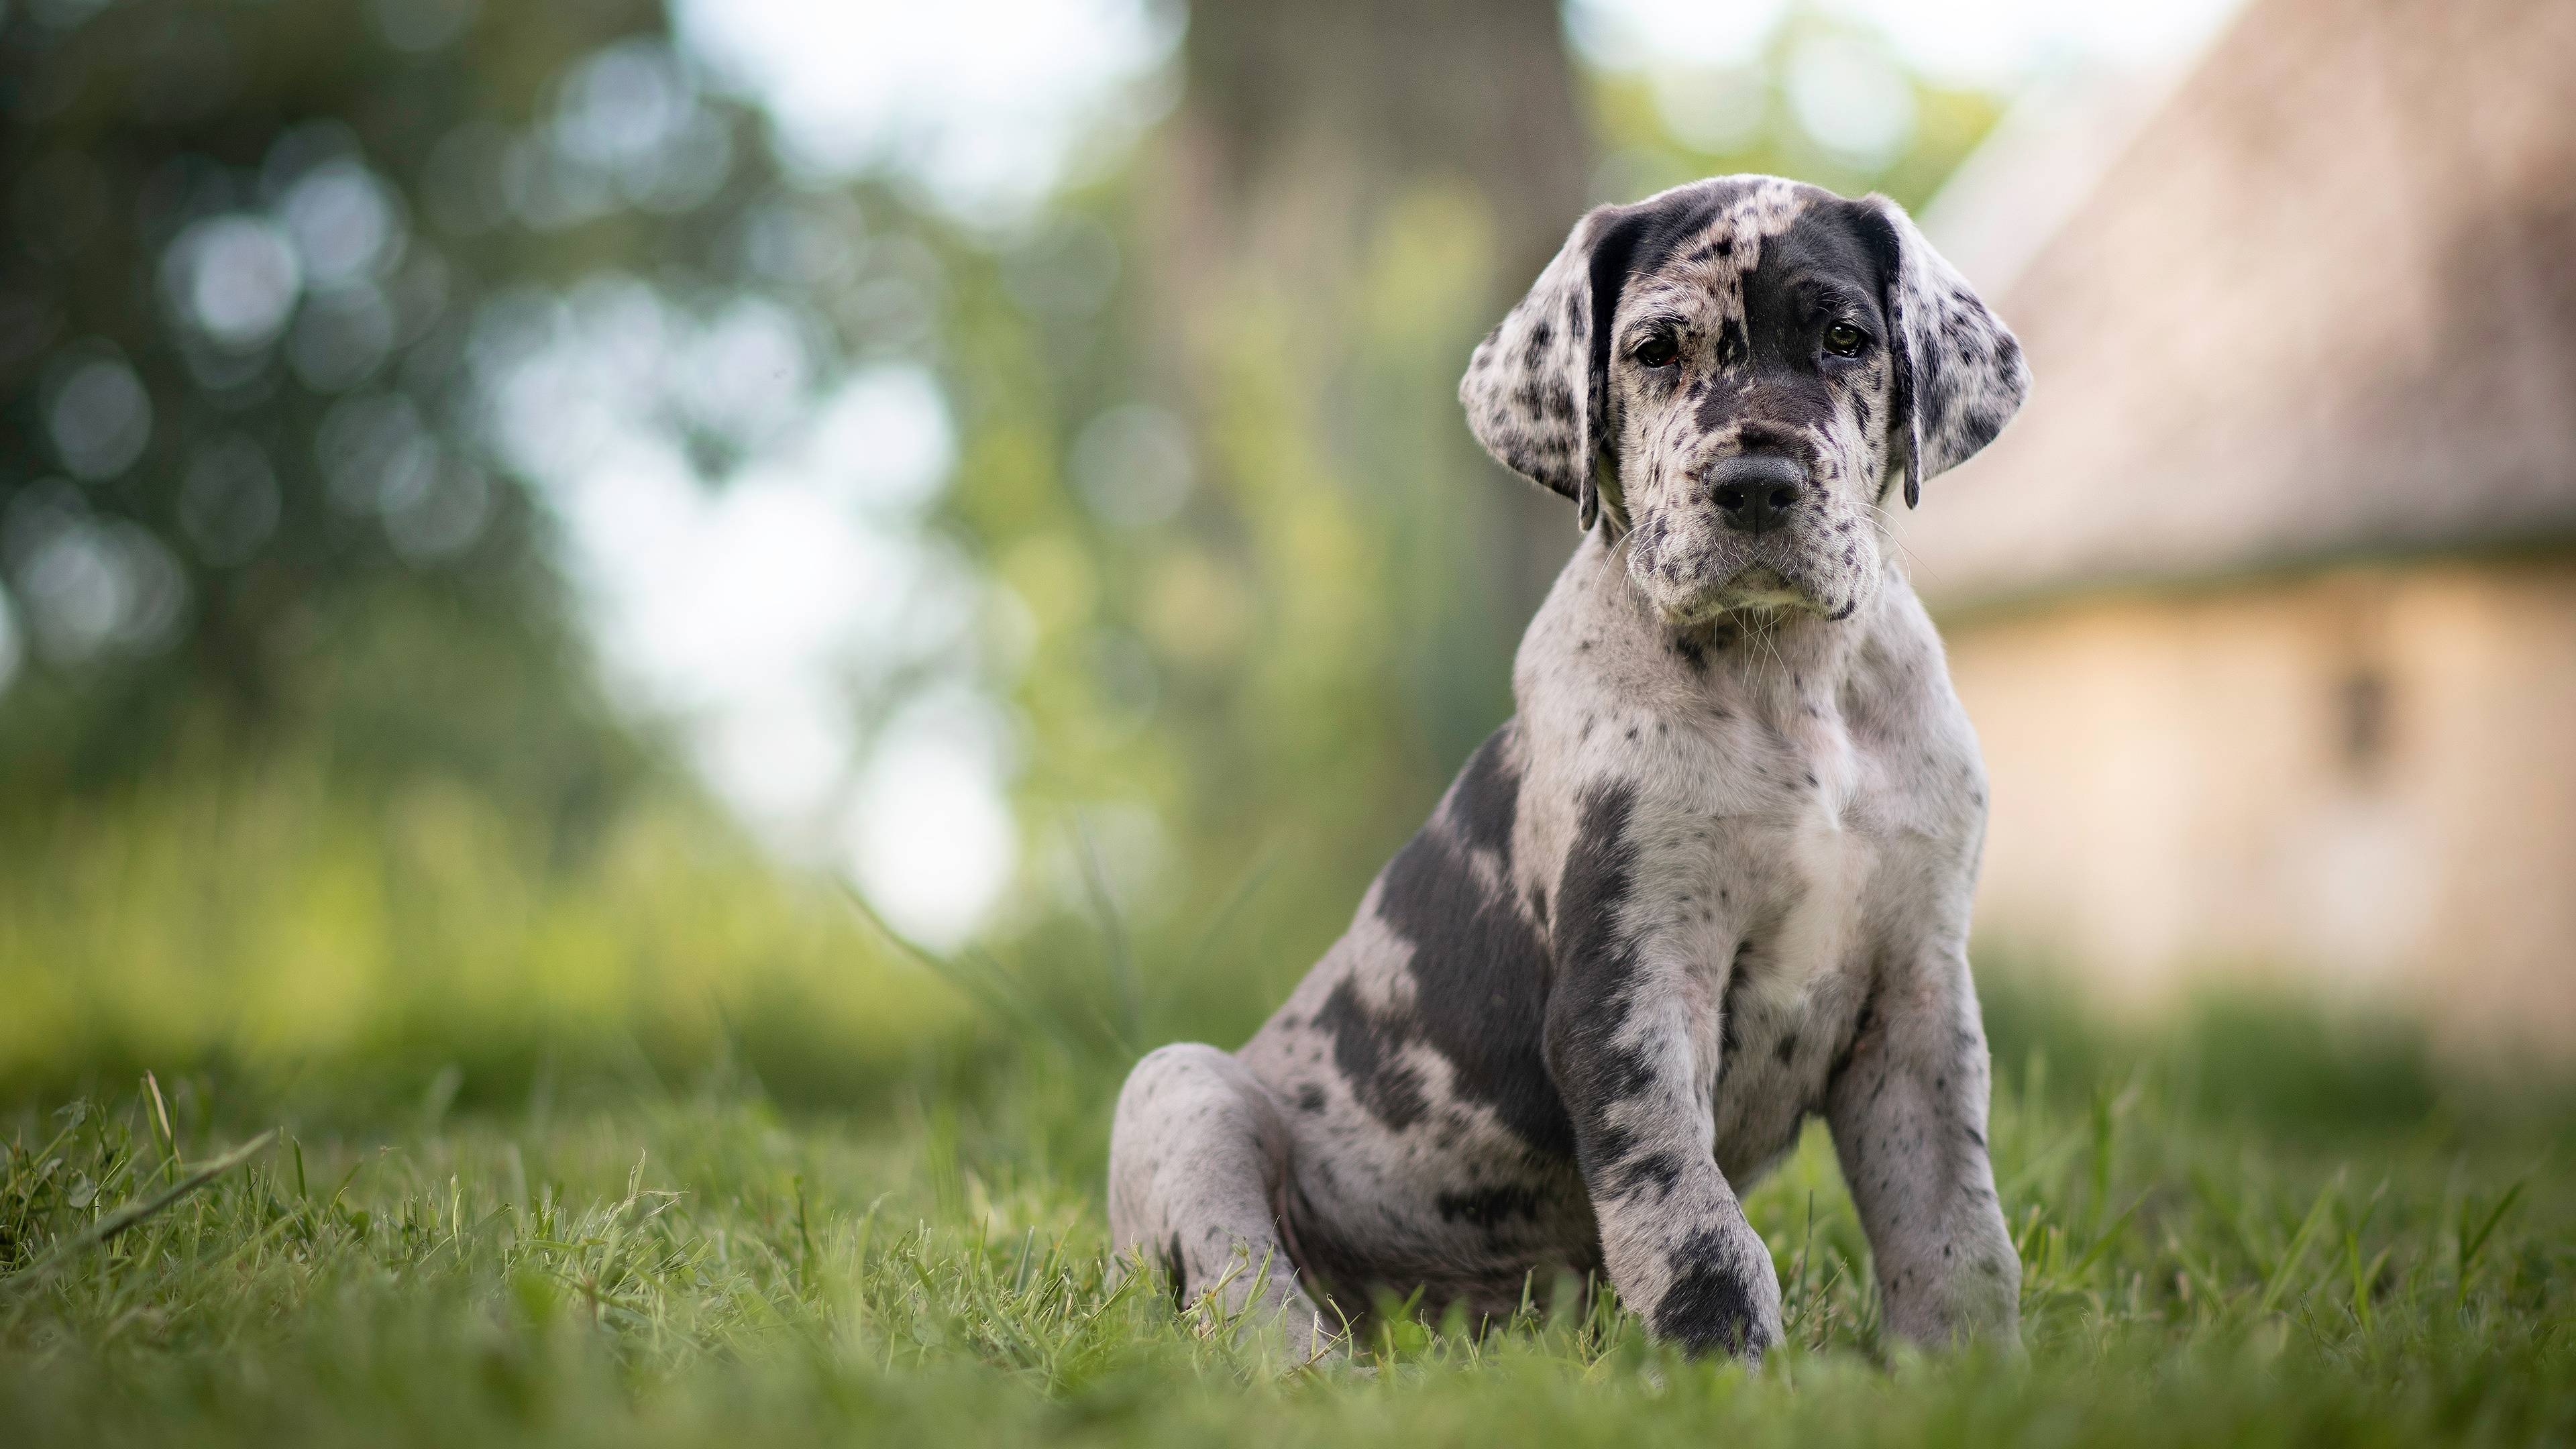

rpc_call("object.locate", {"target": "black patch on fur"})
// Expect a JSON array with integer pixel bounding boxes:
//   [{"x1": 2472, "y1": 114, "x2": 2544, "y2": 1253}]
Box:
[
  {"x1": 1167, "y1": 1231, "x2": 1189, "y2": 1309},
  {"x1": 1655, "y1": 1230, "x2": 1763, "y2": 1354},
  {"x1": 1362, "y1": 720, "x2": 1575, "y2": 1159},
  {"x1": 1691, "y1": 369, "x2": 1752, "y2": 434},
  {"x1": 1740, "y1": 203, "x2": 1890, "y2": 368},
  {"x1": 1648, "y1": 197, "x2": 1896, "y2": 478},
  {"x1": 1544, "y1": 781, "x2": 1662, "y2": 1183},
  {"x1": 1614, "y1": 1149, "x2": 1686, "y2": 1201},
  {"x1": 1435, "y1": 1184, "x2": 1544, "y2": 1232},
  {"x1": 1719, "y1": 941, "x2": 1758, "y2": 1059},
  {"x1": 1445, "y1": 722, "x2": 1521, "y2": 859},
  {"x1": 1714, "y1": 315, "x2": 1750, "y2": 369},
  {"x1": 1315, "y1": 978, "x2": 1430, "y2": 1130},
  {"x1": 1845, "y1": 200, "x2": 1918, "y2": 498},
  {"x1": 1582, "y1": 180, "x2": 1768, "y2": 494}
]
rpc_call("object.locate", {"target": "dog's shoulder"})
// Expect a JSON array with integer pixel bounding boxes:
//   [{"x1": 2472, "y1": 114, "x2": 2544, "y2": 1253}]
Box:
[
  {"x1": 1839, "y1": 572, "x2": 1985, "y2": 827},
  {"x1": 1511, "y1": 535, "x2": 1694, "y2": 788}
]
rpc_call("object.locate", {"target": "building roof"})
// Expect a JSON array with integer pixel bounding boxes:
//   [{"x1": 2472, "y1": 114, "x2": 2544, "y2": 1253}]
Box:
[
  {"x1": 1900, "y1": 0, "x2": 2576, "y2": 614},
  {"x1": 1918, "y1": 58, "x2": 2201, "y2": 304}
]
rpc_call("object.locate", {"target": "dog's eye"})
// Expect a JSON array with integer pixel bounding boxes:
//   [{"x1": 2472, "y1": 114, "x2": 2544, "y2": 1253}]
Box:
[
  {"x1": 1633, "y1": 335, "x2": 1679, "y2": 368},
  {"x1": 1823, "y1": 321, "x2": 1867, "y2": 358}
]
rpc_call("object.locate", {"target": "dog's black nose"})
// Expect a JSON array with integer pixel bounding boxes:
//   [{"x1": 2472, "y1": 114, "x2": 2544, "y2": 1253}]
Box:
[{"x1": 1709, "y1": 455, "x2": 1805, "y2": 535}]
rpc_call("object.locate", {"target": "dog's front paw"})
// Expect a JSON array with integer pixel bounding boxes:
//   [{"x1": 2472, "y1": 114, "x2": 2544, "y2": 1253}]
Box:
[{"x1": 1647, "y1": 1223, "x2": 1784, "y2": 1360}]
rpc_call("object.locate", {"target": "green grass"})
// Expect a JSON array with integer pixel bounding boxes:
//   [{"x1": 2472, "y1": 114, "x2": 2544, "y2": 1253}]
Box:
[
  {"x1": 3, "y1": 1020, "x2": 2570, "y2": 1448},
  {"x1": 3, "y1": 777, "x2": 2571, "y2": 1444}
]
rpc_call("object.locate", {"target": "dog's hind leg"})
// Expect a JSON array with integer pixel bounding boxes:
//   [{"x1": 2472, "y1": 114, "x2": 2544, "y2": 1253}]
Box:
[{"x1": 1108, "y1": 1043, "x2": 1334, "y2": 1359}]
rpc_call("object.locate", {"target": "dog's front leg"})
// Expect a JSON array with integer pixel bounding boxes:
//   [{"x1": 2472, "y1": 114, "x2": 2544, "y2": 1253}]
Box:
[
  {"x1": 1826, "y1": 952, "x2": 2020, "y2": 1350},
  {"x1": 1545, "y1": 940, "x2": 1782, "y2": 1358}
]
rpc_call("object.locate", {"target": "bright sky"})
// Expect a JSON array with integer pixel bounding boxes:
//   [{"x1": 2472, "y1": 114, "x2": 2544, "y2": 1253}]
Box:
[
  {"x1": 1568, "y1": 0, "x2": 2242, "y2": 83},
  {"x1": 537, "y1": 0, "x2": 2247, "y2": 948},
  {"x1": 673, "y1": 0, "x2": 1181, "y2": 221}
]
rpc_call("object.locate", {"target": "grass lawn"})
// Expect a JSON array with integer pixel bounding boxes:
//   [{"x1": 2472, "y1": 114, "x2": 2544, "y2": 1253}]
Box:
[{"x1": 3, "y1": 999, "x2": 2571, "y2": 1449}]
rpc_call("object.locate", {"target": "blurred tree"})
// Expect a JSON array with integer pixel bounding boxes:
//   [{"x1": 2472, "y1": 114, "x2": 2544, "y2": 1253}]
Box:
[
  {"x1": 1169, "y1": 0, "x2": 1595, "y2": 607},
  {"x1": 0, "y1": 0, "x2": 764, "y2": 829},
  {"x1": 1155, "y1": 0, "x2": 1593, "y2": 766},
  {"x1": 949, "y1": 0, "x2": 1597, "y2": 986}
]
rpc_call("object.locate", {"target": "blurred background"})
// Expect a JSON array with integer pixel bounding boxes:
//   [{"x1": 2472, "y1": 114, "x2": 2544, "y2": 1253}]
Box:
[{"x1": 1, "y1": 0, "x2": 2568, "y2": 1125}]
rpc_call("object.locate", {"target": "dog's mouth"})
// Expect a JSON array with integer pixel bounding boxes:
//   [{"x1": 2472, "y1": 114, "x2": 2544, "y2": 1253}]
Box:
[
  {"x1": 1623, "y1": 508, "x2": 1870, "y2": 626},
  {"x1": 1645, "y1": 559, "x2": 1831, "y2": 627},
  {"x1": 1718, "y1": 566, "x2": 1811, "y2": 610}
]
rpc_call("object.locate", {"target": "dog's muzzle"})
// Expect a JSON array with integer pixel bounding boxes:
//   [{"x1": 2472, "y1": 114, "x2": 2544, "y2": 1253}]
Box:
[{"x1": 1707, "y1": 455, "x2": 1806, "y2": 536}]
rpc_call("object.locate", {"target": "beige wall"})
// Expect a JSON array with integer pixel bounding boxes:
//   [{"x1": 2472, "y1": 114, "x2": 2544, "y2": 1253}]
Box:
[{"x1": 1941, "y1": 555, "x2": 2576, "y2": 1051}]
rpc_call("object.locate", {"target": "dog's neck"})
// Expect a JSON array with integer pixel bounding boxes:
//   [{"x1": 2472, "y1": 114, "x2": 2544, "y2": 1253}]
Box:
[{"x1": 1666, "y1": 604, "x2": 1860, "y2": 725}]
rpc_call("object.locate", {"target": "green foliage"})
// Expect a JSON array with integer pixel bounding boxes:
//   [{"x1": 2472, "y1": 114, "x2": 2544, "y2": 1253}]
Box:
[
  {"x1": 0, "y1": 765, "x2": 978, "y2": 1111},
  {"x1": 940, "y1": 179, "x2": 1513, "y2": 965}
]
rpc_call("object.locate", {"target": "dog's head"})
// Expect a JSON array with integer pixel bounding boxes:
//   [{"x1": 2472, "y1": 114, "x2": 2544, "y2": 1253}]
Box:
[{"x1": 1461, "y1": 176, "x2": 2028, "y2": 624}]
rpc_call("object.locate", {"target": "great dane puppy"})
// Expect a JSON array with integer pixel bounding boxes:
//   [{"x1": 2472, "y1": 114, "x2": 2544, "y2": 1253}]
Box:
[{"x1": 1108, "y1": 175, "x2": 2029, "y2": 1361}]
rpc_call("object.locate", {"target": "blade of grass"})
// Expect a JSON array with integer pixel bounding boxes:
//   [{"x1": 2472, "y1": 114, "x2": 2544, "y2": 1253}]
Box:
[
  {"x1": 2455, "y1": 1178, "x2": 2526, "y2": 1310},
  {"x1": 2069, "y1": 1190, "x2": 2149, "y2": 1281},
  {"x1": 1075, "y1": 818, "x2": 1143, "y2": 1057},
  {"x1": 1175, "y1": 841, "x2": 1282, "y2": 982},
  {"x1": 839, "y1": 881, "x2": 1088, "y2": 1057},
  {"x1": 2086, "y1": 1081, "x2": 2116, "y2": 1233},
  {"x1": 141, "y1": 1072, "x2": 178, "y2": 1177},
  {"x1": 2259, "y1": 1174, "x2": 2343, "y2": 1316}
]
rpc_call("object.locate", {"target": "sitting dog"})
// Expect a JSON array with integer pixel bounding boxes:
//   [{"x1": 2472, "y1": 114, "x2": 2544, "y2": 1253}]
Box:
[{"x1": 1108, "y1": 175, "x2": 2029, "y2": 1360}]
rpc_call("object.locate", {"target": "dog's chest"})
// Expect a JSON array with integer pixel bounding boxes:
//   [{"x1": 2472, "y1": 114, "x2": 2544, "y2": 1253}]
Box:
[
  {"x1": 1662, "y1": 686, "x2": 1883, "y2": 1000},
  {"x1": 1654, "y1": 693, "x2": 1888, "y2": 1171},
  {"x1": 1745, "y1": 710, "x2": 1870, "y2": 997}
]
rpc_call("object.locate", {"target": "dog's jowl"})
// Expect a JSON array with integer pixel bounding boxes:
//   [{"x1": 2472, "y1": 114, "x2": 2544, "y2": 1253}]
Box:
[{"x1": 1108, "y1": 176, "x2": 2031, "y2": 1360}]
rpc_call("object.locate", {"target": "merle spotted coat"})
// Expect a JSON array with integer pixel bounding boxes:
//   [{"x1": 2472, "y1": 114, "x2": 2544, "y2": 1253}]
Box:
[{"x1": 1108, "y1": 176, "x2": 2031, "y2": 1360}]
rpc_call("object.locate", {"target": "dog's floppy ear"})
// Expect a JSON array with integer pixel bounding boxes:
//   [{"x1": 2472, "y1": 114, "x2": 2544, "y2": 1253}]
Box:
[
  {"x1": 1852, "y1": 195, "x2": 2030, "y2": 508},
  {"x1": 1460, "y1": 204, "x2": 1644, "y2": 533}
]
